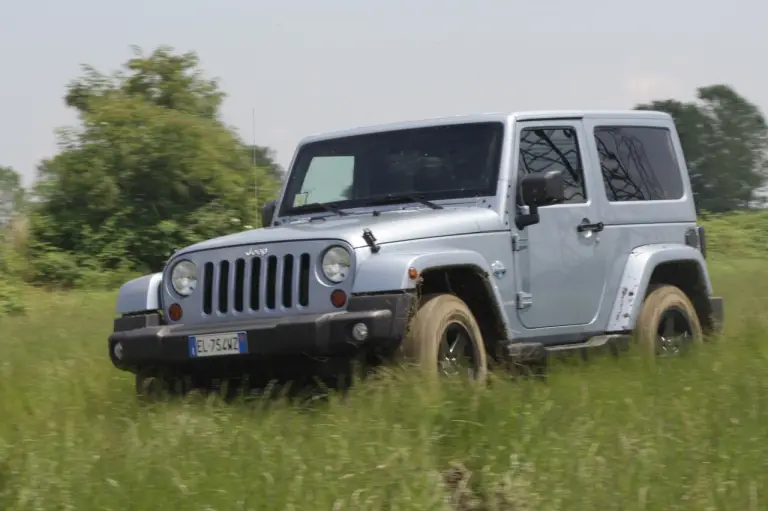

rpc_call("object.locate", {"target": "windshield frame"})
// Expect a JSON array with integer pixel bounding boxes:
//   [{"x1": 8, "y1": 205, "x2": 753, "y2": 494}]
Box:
[{"x1": 276, "y1": 120, "x2": 506, "y2": 219}]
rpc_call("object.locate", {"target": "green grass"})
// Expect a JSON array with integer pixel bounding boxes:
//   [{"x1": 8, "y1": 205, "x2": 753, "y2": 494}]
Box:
[{"x1": 1, "y1": 255, "x2": 768, "y2": 510}]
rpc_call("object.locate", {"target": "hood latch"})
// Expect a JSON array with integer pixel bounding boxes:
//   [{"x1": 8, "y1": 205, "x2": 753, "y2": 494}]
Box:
[{"x1": 362, "y1": 228, "x2": 380, "y2": 254}]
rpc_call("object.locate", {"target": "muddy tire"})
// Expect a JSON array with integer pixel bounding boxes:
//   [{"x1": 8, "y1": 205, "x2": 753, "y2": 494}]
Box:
[
  {"x1": 634, "y1": 284, "x2": 703, "y2": 358},
  {"x1": 400, "y1": 293, "x2": 488, "y2": 382}
]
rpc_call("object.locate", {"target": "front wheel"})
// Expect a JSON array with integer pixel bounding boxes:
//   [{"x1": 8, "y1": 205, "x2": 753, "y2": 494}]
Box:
[
  {"x1": 135, "y1": 371, "x2": 191, "y2": 398},
  {"x1": 400, "y1": 293, "x2": 488, "y2": 382},
  {"x1": 634, "y1": 284, "x2": 703, "y2": 358}
]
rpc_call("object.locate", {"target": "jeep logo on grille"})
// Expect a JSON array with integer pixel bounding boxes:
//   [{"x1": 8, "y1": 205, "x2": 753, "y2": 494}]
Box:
[{"x1": 245, "y1": 247, "x2": 268, "y2": 257}]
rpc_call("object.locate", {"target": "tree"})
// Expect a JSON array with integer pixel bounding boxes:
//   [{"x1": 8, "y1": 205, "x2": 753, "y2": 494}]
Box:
[
  {"x1": 636, "y1": 84, "x2": 768, "y2": 213},
  {"x1": 65, "y1": 45, "x2": 224, "y2": 120},
  {"x1": 0, "y1": 166, "x2": 24, "y2": 226},
  {"x1": 244, "y1": 144, "x2": 284, "y2": 180},
  {"x1": 28, "y1": 46, "x2": 282, "y2": 280},
  {"x1": 243, "y1": 144, "x2": 285, "y2": 218}
]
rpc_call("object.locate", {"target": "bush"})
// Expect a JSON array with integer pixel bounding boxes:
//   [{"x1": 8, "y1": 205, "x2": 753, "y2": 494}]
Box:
[
  {"x1": 699, "y1": 209, "x2": 768, "y2": 259},
  {"x1": 25, "y1": 246, "x2": 143, "y2": 291},
  {"x1": 0, "y1": 277, "x2": 25, "y2": 316}
]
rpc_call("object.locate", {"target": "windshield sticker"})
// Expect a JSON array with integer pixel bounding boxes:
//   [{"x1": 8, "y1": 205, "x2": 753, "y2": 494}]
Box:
[{"x1": 293, "y1": 192, "x2": 309, "y2": 207}]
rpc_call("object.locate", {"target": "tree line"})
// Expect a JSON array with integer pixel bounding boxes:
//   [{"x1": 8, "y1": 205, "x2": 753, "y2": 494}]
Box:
[{"x1": 1, "y1": 46, "x2": 767, "y2": 289}]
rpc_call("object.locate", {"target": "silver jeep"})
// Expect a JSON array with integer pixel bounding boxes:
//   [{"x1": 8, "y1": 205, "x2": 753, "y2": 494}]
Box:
[{"x1": 108, "y1": 110, "x2": 724, "y2": 392}]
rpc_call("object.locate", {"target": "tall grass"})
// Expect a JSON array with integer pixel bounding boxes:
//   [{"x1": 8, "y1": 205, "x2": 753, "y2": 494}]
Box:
[{"x1": 0, "y1": 254, "x2": 766, "y2": 510}]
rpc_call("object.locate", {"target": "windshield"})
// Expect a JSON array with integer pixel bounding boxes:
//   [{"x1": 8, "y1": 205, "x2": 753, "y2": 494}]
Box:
[{"x1": 278, "y1": 121, "x2": 504, "y2": 216}]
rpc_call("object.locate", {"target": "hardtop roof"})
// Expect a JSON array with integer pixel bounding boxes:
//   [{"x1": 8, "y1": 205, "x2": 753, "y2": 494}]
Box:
[{"x1": 297, "y1": 110, "x2": 673, "y2": 145}]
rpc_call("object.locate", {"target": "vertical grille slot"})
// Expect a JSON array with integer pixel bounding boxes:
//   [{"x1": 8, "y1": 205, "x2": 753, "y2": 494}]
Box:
[
  {"x1": 299, "y1": 253, "x2": 310, "y2": 307},
  {"x1": 234, "y1": 258, "x2": 245, "y2": 312},
  {"x1": 282, "y1": 254, "x2": 294, "y2": 308},
  {"x1": 249, "y1": 257, "x2": 261, "y2": 310},
  {"x1": 218, "y1": 261, "x2": 230, "y2": 313},
  {"x1": 266, "y1": 255, "x2": 278, "y2": 309},
  {"x1": 203, "y1": 262, "x2": 214, "y2": 314}
]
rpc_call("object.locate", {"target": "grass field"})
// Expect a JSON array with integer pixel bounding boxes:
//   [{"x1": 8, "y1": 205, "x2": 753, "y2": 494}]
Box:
[{"x1": 1, "y1": 254, "x2": 768, "y2": 510}]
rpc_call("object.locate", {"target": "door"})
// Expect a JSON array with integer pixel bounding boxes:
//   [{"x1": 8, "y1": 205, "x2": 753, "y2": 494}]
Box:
[{"x1": 512, "y1": 119, "x2": 609, "y2": 329}]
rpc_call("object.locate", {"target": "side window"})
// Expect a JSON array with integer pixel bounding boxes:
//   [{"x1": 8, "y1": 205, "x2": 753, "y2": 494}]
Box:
[
  {"x1": 295, "y1": 156, "x2": 355, "y2": 206},
  {"x1": 594, "y1": 126, "x2": 684, "y2": 202},
  {"x1": 518, "y1": 127, "x2": 586, "y2": 204}
]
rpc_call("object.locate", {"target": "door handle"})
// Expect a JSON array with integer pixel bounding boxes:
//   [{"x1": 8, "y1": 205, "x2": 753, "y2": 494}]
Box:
[{"x1": 577, "y1": 220, "x2": 604, "y2": 233}]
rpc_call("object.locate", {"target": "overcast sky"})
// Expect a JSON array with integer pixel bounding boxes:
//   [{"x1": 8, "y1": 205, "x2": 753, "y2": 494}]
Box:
[{"x1": 1, "y1": 0, "x2": 766, "y2": 187}]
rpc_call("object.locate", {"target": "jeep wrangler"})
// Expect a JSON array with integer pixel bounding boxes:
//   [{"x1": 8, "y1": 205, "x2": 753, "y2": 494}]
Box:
[{"x1": 108, "y1": 110, "x2": 724, "y2": 394}]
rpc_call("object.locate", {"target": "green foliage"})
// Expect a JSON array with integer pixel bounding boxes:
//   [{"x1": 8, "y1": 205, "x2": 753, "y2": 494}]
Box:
[
  {"x1": 0, "y1": 225, "x2": 27, "y2": 316},
  {"x1": 0, "y1": 256, "x2": 766, "y2": 509},
  {"x1": 699, "y1": 209, "x2": 768, "y2": 260},
  {"x1": 26, "y1": 46, "x2": 282, "y2": 286},
  {"x1": 244, "y1": 144, "x2": 285, "y2": 181},
  {"x1": 636, "y1": 84, "x2": 768, "y2": 213},
  {"x1": 0, "y1": 166, "x2": 24, "y2": 226},
  {"x1": 65, "y1": 45, "x2": 224, "y2": 120},
  {"x1": 0, "y1": 278, "x2": 25, "y2": 317}
]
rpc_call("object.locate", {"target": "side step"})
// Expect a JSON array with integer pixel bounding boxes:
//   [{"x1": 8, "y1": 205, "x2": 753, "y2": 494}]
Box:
[
  {"x1": 545, "y1": 334, "x2": 631, "y2": 354},
  {"x1": 500, "y1": 334, "x2": 632, "y2": 365}
]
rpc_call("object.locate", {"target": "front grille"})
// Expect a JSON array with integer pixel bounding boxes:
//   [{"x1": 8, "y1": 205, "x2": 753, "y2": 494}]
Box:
[{"x1": 202, "y1": 253, "x2": 312, "y2": 315}]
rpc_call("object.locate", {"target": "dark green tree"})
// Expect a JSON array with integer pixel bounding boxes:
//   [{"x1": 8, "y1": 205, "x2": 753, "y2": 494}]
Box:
[
  {"x1": 28, "y1": 46, "x2": 282, "y2": 281},
  {"x1": 636, "y1": 84, "x2": 768, "y2": 213}
]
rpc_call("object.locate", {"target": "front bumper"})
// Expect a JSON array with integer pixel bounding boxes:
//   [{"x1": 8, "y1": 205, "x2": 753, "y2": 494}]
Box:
[{"x1": 108, "y1": 292, "x2": 413, "y2": 371}]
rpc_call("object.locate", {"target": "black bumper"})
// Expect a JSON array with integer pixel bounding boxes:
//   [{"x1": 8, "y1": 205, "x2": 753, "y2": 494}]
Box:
[{"x1": 108, "y1": 293, "x2": 413, "y2": 371}]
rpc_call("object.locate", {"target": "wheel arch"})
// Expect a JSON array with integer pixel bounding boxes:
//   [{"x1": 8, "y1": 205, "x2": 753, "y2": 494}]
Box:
[
  {"x1": 416, "y1": 264, "x2": 510, "y2": 358},
  {"x1": 606, "y1": 244, "x2": 715, "y2": 333},
  {"x1": 351, "y1": 249, "x2": 512, "y2": 356}
]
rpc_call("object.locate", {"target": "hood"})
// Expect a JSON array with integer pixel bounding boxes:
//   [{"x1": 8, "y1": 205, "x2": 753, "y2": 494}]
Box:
[{"x1": 175, "y1": 207, "x2": 505, "y2": 256}]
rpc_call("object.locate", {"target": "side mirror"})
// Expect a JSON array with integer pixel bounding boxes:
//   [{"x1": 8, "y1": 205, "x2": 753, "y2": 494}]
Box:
[
  {"x1": 260, "y1": 200, "x2": 277, "y2": 227},
  {"x1": 521, "y1": 170, "x2": 565, "y2": 207},
  {"x1": 516, "y1": 170, "x2": 565, "y2": 229}
]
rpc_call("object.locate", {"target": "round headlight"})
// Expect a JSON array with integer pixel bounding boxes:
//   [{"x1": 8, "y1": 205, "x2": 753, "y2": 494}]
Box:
[
  {"x1": 171, "y1": 260, "x2": 197, "y2": 296},
  {"x1": 321, "y1": 246, "x2": 350, "y2": 284}
]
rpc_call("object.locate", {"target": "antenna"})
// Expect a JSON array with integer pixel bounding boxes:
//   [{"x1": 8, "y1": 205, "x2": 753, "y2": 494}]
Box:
[{"x1": 252, "y1": 107, "x2": 259, "y2": 221}]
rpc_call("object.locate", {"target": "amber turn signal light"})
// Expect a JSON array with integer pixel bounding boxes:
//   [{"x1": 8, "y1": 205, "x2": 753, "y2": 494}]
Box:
[
  {"x1": 168, "y1": 303, "x2": 183, "y2": 322},
  {"x1": 330, "y1": 289, "x2": 347, "y2": 308}
]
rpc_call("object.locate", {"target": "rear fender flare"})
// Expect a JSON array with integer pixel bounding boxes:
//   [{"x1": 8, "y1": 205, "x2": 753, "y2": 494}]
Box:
[{"x1": 606, "y1": 244, "x2": 712, "y2": 332}]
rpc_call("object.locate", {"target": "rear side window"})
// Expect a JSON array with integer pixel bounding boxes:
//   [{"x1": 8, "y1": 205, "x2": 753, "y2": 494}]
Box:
[{"x1": 593, "y1": 126, "x2": 684, "y2": 202}]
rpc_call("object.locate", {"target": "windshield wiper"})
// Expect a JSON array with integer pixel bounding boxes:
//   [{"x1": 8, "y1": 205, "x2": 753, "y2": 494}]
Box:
[
  {"x1": 369, "y1": 193, "x2": 443, "y2": 210},
  {"x1": 287, "y1": 202, "x2": 349, "y2": 217}
]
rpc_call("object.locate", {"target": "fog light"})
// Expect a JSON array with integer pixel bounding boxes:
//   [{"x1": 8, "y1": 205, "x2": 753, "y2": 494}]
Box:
[
  {"x1": 113, "y1": 342, "x2": 124, "y2": 360},
  {"x1": 352, "y1": 322, "x2": 368, "y2": 341}
]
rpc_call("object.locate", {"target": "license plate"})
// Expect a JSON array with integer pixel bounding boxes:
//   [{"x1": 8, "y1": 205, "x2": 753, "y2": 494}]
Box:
[{"x1": 188, "y1": 332, "x2": 247, "y2": 358}]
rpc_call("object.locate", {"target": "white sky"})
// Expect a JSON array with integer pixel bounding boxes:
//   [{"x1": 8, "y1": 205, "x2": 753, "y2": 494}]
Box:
[{"x1": 1, "y1": 0, "x2": 766, "y2": 187}]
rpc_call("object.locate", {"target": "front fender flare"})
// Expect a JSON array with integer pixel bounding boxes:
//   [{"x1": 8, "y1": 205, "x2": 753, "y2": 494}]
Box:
[
  {"x1": 115, "y1": 273, "x2": 163, "y2": 315},
  {"x1": 352, "y1": 249, "x2": 495, "y2": 293},
  {"x1": 606, "y1": 244, "x2": 712, "y2": 332},
  {"x1": 352, "y1": 249, "x2": 511, "y2": 329}
]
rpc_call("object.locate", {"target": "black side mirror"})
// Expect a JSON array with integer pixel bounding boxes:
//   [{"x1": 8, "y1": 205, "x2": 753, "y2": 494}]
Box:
[
  {"x1": 260, "y1": 200, "x2": 277, "y2": 227},
  {"x1": 516, "y1": 170, "x2": 565, "y2": 229}
]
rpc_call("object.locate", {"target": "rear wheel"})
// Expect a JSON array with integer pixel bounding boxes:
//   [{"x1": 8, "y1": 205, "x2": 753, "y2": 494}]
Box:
[
  {"x1": 400, "y1": 293, "x2": 488, "y2": 382},
  {"x1": 634, "y1": 284, "x2": 703, "y2": 358}
]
